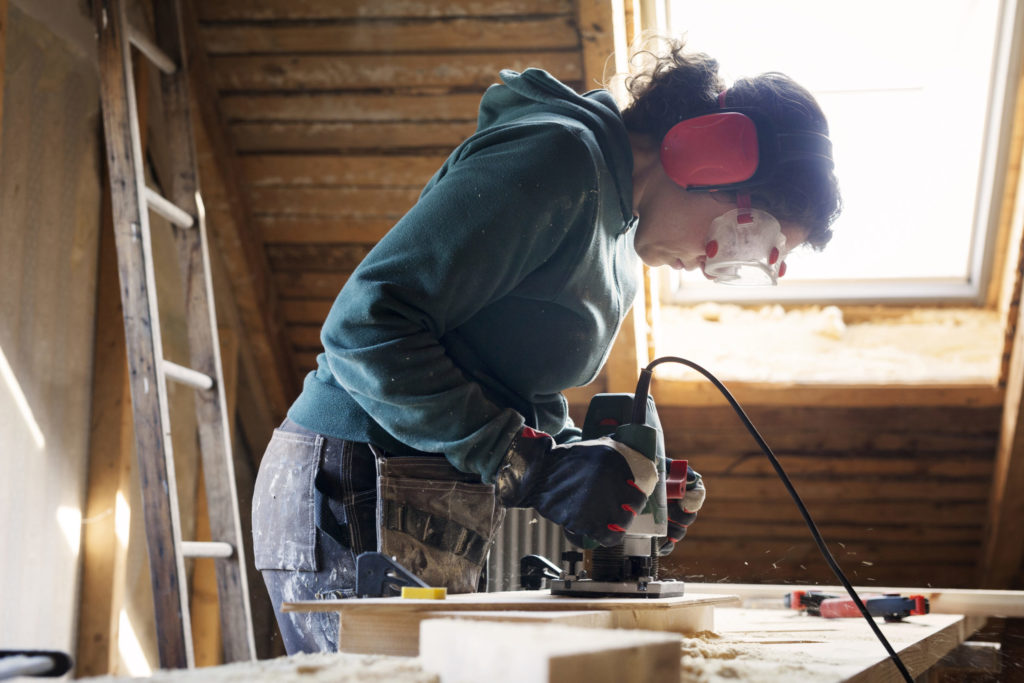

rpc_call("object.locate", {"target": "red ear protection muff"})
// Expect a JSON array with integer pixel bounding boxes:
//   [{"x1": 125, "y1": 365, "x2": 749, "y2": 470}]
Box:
[
  {"x1": 660, "y1": 112, "x2": 760, "y2": 188},
  {"x1": 659, "y1": 93, "x2": 834, "y2": 192}
]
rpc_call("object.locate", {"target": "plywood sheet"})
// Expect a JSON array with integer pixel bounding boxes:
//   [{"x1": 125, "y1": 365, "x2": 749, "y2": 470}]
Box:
[{"x1": 285, "y1": 590, "x2": 738, "y2": 656}]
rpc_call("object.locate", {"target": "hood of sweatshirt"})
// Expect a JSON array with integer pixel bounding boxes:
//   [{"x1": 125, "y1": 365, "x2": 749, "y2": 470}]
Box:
[{"x1": 475, "y1": 68, "x2": 635, "y2": 226}]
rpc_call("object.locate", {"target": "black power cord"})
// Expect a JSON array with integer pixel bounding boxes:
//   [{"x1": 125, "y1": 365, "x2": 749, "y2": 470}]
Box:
[{"x1": 633, "y1": 356, "x2": 914, "y2": 683}]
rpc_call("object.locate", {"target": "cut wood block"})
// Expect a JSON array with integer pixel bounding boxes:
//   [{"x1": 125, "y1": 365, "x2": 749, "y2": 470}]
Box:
[
  {"x1": 419, "y1": 619, "x2": 682, "y2": 683},
  {"x1": 338, "y1": 609, "x2": 612, "y2": 657},
  {"x1": 283, "y1": 590, "x2": 739, "y2": 656}
]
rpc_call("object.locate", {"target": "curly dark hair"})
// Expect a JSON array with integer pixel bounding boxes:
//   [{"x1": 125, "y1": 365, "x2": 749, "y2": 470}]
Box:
[{"x1": 621, "y1": 39, "x2": 842, "y2": 249}]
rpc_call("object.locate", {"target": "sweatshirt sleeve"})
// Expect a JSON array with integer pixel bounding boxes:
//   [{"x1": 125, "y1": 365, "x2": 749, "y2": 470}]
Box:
[{"x1": 320, "y1": 124, "x2": 599, "y2": 480}]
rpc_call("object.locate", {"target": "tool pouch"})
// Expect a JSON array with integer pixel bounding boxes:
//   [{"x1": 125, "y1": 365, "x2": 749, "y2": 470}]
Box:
[{"x1": 375, "y1": 454, "x2": 505, "y2": 594}]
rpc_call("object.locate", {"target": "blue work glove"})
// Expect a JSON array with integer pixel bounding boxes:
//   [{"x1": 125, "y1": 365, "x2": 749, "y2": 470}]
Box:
[
  {"x1": 658, "y1": 462, "x2": 706, "y2": 556},
  {"x1": 494, "y1": 426, "x2": 659, "y2": 547}
]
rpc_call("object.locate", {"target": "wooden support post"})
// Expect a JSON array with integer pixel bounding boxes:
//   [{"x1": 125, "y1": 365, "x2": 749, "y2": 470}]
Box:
[
  {"x1": 980, "y1": 10, "x2": 1024, "y2": 591},
  {"x1": 0, "y1": 0, "x2": 7, "y2": 166},
  {"x1": 189, "y1": 328, "x2": 237, "y2": 667},
  {"x1": 979, "y1": 284, "x2": 1024, "y2": 588},
  {"x1": 75, "y1": 169, "x2": 137, "y2": 677}
]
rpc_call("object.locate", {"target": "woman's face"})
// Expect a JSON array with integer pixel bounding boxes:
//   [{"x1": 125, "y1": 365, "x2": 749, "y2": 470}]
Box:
[{"x1": 632, "y1": 171, "x2": 809, "y2": 275}]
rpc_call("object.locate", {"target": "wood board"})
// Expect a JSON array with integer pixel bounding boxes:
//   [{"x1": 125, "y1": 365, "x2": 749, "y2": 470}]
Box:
[
  {"x1": 419, "y1": 619, "x2": 683, "y2": 683},
  {"x1": 284, "y1": 590, "x2": 740, "y2": 656},
  {"x1": 705, "y1": 608, "x2": 987, "y2": 683}
]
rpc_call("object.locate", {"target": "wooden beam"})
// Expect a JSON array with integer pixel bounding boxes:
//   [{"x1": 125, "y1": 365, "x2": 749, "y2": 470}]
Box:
[
  {"x1": 979, "y1": 280, "x2": 1024, "y2": 587},
  {"x1": 229, "y1": 120, "x2": 474, "y2": 154},
  {"x1": 208, "y1": 52, "x2": 582, "y2": 91},
  {"x1": 239, "y1": 155, "x2": 445, "y2": 188},
  {"x1": 982, "y1": 17, "x2": 1024, "y2": 590},
  {"x1": 705, "y1": 499, "x2": 986, "y2": 528},
  {"x1": 189, "y1": 329, "x2": 238, "y2": 667},
  {"x1": 75, "y1": 168, "x2": 136, "y2": 678},
  {"x1": 221, "y1": 94, "x2": 478, "y2": 124},
  {"x1": 274, "y1": 271, "x2": 350, "y2": 299},
  {"x1": 266, "y1": 243, "x2": 372, "y2": 272},
  {"x1": 244, "y1": 187, "x2": 420, "y2": 217},
  {"x1": 198, "y1": 0, "x2": 574, "y2": 21},
  {"x1": 181, "y1": 0, "x2": 298, "y2": 419},
  {"x1": 201, "y1": 16, "x2": 578, "y2": 54},
  {"x1": 650, "y1": 377, "x2": 1004, "y2": 408},
  {"x1": 0, "y1": 0, "x2": 7, "y2": 167},
  {"x1": 281, "y1": 299, "x2": 332, "y2": 324},
  {"x1": 256, "y1": 216, "x2": 395, "y2": 245}
]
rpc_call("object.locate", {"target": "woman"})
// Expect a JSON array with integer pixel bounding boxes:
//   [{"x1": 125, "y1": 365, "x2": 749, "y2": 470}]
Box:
[{"x1": 252, "y1": 39, "x2": 841, "y2": 654}]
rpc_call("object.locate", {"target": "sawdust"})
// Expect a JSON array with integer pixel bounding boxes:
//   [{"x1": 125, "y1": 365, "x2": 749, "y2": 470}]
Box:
[
  {"x1": 677, "y1": 630, "x2": 822, "y2": 682},
  {"x1": 656, "y1": 303, "x2": 1002, "y2": 384},
  {"x1": 81, "y1": 652, "x2": 437, "y2": 682},
  {"x1": 679, "y1": 631, "x2": 741, "y2": 659}
]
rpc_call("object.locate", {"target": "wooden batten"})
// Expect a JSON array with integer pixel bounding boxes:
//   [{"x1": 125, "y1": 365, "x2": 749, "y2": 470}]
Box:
[
  {"x1": 245, "y1": 187, "x2": 421, "y2": 216},
  {"x1": 230, "y1": 121, "x2": 476, "y2": 154},
  {"x1": 221, "y1": 93, "x2": 480, "y2": 125},
  {"x1": 201, "y1": 16, "x2": 579, "y2": 55},
  {"x1": 198, "y1": 0, "x2": 575, "y2": 21},
  {"x1": 209, "y1": 52, "x2": 583, "y2": 91},
  {"x1": 240, "y1": 154, "x2": 445, "y2": 188}
]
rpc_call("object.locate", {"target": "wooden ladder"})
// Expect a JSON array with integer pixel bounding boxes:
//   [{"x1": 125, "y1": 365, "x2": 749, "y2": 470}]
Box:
[{"x1": 93, "y1": 0, "x2": 255, "y2": 668}]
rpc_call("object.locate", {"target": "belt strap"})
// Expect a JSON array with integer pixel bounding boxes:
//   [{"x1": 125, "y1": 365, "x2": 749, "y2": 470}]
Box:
[{"x1": 314, "y1": 476, "x2": 352, "y2": 549}]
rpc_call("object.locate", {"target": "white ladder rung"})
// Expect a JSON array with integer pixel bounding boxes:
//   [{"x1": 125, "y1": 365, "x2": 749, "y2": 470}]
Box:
[
  {"x1": 145, "y1": 186, "x2": 195, "y2": 228},
  {"x1": 127, "y1": 23, "x2": 178, "y2": 75},
  {"x1": 181, "y1": 541, "x2": 234, "y2": 559},
  {"x1": 163, "y1": 360, "x2": 214, "y2": 390}
]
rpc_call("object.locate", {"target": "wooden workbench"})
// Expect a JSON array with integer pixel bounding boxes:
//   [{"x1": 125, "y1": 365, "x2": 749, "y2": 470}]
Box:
[
  {"x1": 279, "y1": 589, "x2": 987, "y2": 681},
  {"x1": 696, "y1": 607, "x2": 987, "y2": 682},
  {"x1": 79, "y1": 606, "x2": 986, "y2": 682}
]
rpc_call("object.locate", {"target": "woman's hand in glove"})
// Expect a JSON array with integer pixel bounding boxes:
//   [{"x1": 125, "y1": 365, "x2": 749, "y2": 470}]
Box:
[
  {"x1": 659, "y1": 462, "x2": 706, "y2": 556},
  {"x1": 494, "y1": 426, "x2": 658, "y2": 547}
]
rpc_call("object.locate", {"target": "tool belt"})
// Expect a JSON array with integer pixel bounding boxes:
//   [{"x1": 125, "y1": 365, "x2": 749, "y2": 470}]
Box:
[
  {"x1": 373, "y1": 451, "x2": 505, "y2": 594},
  {"x1": 310, "y1": 440, "x2": 505, "y2": 594}
]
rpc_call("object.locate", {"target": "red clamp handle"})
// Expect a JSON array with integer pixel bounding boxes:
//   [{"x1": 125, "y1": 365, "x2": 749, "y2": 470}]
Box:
[
  {"x1": 910, "y1": 595, "x2": 928, "y2": 615},
  {"x1": 666, "y1": 459, "x2": 689, "y2": 500}
]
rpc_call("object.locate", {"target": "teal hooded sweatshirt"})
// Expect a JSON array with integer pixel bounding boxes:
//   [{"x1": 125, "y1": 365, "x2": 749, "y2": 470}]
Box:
[{"x1": 287, "y1": 68, "x2": 640, "y2": 482}]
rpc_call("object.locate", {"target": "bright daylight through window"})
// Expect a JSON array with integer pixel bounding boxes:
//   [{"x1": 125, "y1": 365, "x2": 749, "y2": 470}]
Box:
[{"x1": 661, "y1": 0, "x2": 1020, "y2": 304}]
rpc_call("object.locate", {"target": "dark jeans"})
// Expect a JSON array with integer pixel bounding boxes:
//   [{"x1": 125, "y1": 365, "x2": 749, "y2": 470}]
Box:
[{"x1": 251, "y1": 419, "x2": 377, "y2": 654}]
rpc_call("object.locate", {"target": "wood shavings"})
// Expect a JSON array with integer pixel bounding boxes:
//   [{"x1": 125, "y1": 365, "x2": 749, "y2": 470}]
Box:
[{"x1": 81, "y1": 652, "x2": 438, "y2": 683}]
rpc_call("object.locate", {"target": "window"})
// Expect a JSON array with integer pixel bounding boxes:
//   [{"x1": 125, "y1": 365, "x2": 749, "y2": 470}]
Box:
[{"x1": 659, "y1": 0, "x2": 1022, "y2": 304}]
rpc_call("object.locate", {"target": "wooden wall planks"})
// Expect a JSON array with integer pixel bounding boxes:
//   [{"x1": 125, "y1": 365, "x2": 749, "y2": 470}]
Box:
[
  {"x1": 193, "y1": 2, "x2": 1010, "y2": 590},
  {"x1": 196, "y1": 0, "x2": 586, "y2": 384},
  {"x1": 201, "y1": 16, "x2": 579, "y2": 54},
  {"x1": 602, "y1": 402, "x2": 1001, "y2": 589},
  {"x1": 198, "y1": 0, "x2": 575, "y2": 21}
]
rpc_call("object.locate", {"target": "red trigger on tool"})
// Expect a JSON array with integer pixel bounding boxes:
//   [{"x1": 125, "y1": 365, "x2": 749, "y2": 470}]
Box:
[{"x1": 666, "y1": 459, "x2": 689, "y2": 499}]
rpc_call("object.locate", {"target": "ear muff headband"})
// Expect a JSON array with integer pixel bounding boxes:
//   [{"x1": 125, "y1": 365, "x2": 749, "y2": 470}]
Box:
[{"x1": 660, "y1": 107, "x2": 834, "y2": 192}]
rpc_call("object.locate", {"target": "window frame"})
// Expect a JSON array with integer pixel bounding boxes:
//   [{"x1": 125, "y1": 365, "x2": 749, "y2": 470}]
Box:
[{"x1": 655, "y1": 0, "x2": 1024, "y2": 307}]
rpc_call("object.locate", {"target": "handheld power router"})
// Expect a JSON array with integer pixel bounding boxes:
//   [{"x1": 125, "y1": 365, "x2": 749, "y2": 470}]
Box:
[{"x1": 544, "y1": 389, "x2": 688, "y2": 598}]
